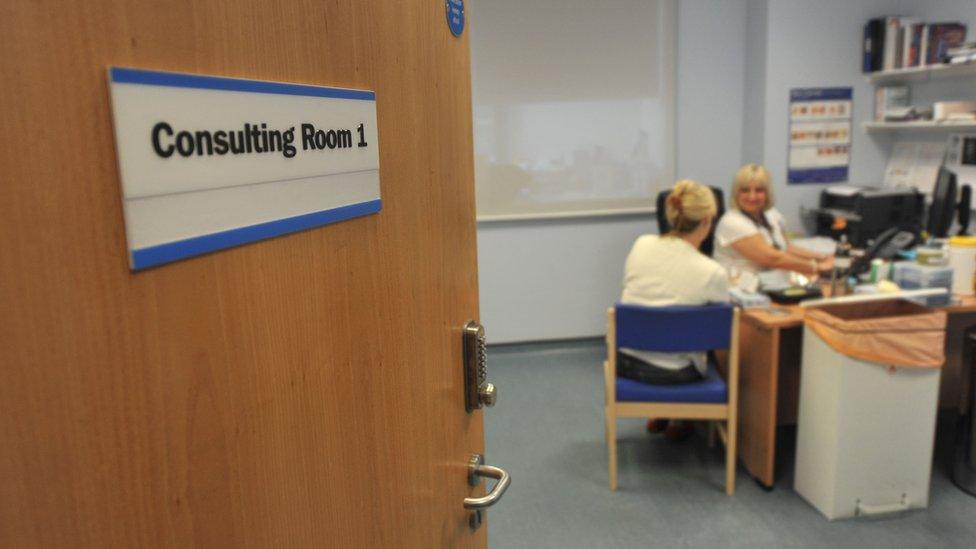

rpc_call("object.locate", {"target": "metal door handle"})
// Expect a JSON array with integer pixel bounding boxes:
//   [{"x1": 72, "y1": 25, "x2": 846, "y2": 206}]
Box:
[{"x1": 464, "y1": 454, "x2": 511, "y2": 509}]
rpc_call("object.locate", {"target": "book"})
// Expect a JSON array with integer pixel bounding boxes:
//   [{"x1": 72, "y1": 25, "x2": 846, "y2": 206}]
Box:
[
  {"x1": 863, "y1": 18, "x2": 885, "y2": 72},
  {"x1": 926, "y1": 22, "x2": 967, "y2": 65},
  {"x1": 919, "y1": 24, "x2": 930, "y2": 66},
  {"x1": 899, "y1": 18, "x2": 920, "y2": 68},
  {"x1": 907, "y1": 23, "x2": 925, "y2": 67},
  {"x1": 947, "y1": 43, "x2": 976, "y2": 64},
  {"x1": 875, "y1": 85, "x2": 910, "y2": 121},
  {"x1": 882, "y1": 16, "x2": 901, "y2": 71},
  {"x1": 947, "y1": 42, "x2": 976, "y2": 56}
]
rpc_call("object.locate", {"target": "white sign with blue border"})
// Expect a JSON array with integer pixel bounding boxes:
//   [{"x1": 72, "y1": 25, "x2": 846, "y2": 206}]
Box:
[
  {"x1": 787, "y1": 87, "x2": 852, "y2": 184},
  {"x1": 108, "y1": 67, "x2": 381, "y2": 270}
]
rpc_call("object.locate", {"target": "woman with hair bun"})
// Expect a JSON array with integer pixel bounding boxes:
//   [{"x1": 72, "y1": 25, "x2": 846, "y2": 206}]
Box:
[{"x1": 619, "y1": 179, "x2": 729, "y2": 387}]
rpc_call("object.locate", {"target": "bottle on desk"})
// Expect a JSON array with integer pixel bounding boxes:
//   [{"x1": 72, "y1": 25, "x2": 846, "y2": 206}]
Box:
[{"x1": 831, "y1": 235, "x2": 853, "y2": 297}]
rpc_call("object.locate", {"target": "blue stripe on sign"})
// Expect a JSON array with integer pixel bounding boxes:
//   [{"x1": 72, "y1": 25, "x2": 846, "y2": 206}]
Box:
[
  {"x1": 110, "y1": 67, "x2": 376, "y2": 101},
  {"x1": 130, "y1": 199, "x2": 382, "y2": 270},
  {"x1": 789, "y1": 87, "x2": 852, "y2": 102},
  {"x1": 788, "y1": 167, "x2": 849, "y2": 184}
]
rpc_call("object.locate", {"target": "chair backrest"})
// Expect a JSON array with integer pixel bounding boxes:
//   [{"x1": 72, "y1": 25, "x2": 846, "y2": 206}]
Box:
[
  {"x1": 655, "y1": 186, "x2": 726, "y2": 257},
  {"x1": 615, "y1": 303, "x2": 733, "y2": 353}
]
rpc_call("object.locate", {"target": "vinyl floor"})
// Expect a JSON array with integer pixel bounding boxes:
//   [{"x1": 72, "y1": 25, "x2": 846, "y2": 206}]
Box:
[{"x1": 483, "y1": 339, "x2": 976, "y2": 548}]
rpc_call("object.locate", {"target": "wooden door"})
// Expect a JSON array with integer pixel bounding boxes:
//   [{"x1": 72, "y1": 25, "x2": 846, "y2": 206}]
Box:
[{"x1": 0, "y1": 1, "x2": 486, "y2": 546}]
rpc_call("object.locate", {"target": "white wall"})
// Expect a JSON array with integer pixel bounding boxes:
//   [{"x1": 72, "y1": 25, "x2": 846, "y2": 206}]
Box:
[
  {"x1": 742, "y1": 0, "x2": 768, "y2": 165},
  {"x1": 478, "y1": 0, "x2": 976, "y2": 344},
  {"x1": 880, "y1": 1, "x2": 976, "y2": 162},
  {"x1": 676, "y1": 0, "x2": 748, "y2": 189},
  {"x1": 749, "y1": 0, "x2": 976, "y2": 234},
  {"x1": 477, "y1": 216, "x2": 652, "y2": 343},
  {"x1": 754, "y1": 0, "x2": 901, "y2": 233},
  {"x1": 477, "y1": 0, "x2": 748, "y2": 343}
]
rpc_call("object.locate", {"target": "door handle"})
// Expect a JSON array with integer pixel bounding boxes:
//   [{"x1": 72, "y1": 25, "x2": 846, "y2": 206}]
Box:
[{"x1": 464, "y1": 454, "x2": 511, "y2": 509}]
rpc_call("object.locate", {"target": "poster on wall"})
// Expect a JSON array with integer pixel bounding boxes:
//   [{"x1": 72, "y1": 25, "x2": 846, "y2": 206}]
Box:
[{"x1": 787, "y1": 87, "x2": 852, "y2": 184}]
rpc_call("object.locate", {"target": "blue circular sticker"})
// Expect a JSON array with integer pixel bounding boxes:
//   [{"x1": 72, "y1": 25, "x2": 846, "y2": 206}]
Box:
[{"x1": 445, "y1": 0, "x2": 465, "y2": 37}]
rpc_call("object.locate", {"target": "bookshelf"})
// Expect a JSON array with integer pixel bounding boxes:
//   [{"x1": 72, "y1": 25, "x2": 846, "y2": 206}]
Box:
[
  {"x1": 863, "y1": 120, "x2": 976, "y2": 133},
  {"x1": 866, "y1": 62, "x2": 976, "y2": 134},
  {"x1": 866, "y1": 61, "x2": 976, "y2": 84}
]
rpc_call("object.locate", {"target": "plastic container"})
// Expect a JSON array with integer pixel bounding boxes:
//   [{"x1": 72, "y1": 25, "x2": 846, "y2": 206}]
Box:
[
  {"x1": 794, "y1": 300, "x2": 946, "y2": 520},
  {"x1": 917, "y1": 246, "x2": 948, "y2": 266},
  {"x1": 892, "y1": 262, "x2": 953, "y2": 306},
  {"x1": 949, "y1": 236, "x2": 976, "y2": 296}
]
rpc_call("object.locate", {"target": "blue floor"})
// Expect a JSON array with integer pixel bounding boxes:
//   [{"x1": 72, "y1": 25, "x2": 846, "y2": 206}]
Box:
[{"x1": 483, "y1": 339, "x2": 976, "y2": 548}]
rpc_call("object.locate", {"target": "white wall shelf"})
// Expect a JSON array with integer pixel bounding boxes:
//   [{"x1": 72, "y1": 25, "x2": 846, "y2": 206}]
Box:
[
  {"x1": 863, "y1": 120, "x2": 976, "y2": 133},
  {"x1": 866, "y1": 61, "x2": 976, "y2": 84}
]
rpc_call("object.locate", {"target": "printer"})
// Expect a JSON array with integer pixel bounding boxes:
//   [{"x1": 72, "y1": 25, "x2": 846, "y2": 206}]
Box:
[{"x1": 815, "y1": 186, "x2": 923, "y2": 247}]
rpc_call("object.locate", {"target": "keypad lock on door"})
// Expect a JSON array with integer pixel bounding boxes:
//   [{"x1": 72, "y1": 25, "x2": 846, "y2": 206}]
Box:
[{"x1": 462, "y1": 320, "x2": 496, "y2": 412}]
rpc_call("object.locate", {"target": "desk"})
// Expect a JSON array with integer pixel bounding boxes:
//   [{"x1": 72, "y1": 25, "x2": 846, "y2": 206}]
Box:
[{"x1": 736, "y1": 296, "x2": 976, "y2": 488}]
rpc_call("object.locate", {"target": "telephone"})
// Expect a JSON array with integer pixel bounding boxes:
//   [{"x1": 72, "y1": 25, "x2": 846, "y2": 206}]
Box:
[{"x1": 849, "y1": 228, "x2": 916, "y2": 276}]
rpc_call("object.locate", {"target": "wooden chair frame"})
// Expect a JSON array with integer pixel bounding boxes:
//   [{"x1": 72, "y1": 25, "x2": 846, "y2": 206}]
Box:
[{"x1": 604, "y1": 307, "x2": 740, "y2": 495}]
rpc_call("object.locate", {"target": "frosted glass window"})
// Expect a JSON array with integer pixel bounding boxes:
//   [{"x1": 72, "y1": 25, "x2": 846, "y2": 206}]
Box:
[{"x1": 470, "y1": 0, "x2": 676, "y2": 219}]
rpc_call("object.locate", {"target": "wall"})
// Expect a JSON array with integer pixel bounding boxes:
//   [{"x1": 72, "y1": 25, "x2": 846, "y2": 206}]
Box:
[
  {"x1": 881, "y1": 0, "x2": 976, "y2": 171},
  {"x1": 478, "y1": 0, "x2": 976, "y2": 344},
  {"x1": 748, "y1": 0, "x2": 976, "y2": 233},
  {"x1": 675, "y1": 0, "x2": 749, "y2": 190},
  {"x1": 753, "y1": 0, "x2": 900, "y2": 233},
  {"x1": 741, "y1": 0, "x2": 767, "y2": 166},
  {"x1": 477, "y1": 215, "x2": 652, "y2": 343},
  {"x1": 477, "y1": 0, "x2": 748, "y2": 343}
]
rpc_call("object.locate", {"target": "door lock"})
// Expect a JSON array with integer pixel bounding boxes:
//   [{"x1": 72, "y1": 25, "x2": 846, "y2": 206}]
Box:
[{"x1": 462, "y1": 320, "x2": 496, "y2": 412}]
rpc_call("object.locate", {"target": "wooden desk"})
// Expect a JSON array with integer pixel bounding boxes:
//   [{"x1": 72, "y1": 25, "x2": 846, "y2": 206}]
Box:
[{"x1": 737, "y1": 296, "x2": 976, "y2": 488}]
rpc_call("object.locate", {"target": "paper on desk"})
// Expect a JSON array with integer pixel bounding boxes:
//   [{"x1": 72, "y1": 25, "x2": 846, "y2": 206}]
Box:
[{"x1": 883, "y1": 141, "x2": 946, "y2": 194}]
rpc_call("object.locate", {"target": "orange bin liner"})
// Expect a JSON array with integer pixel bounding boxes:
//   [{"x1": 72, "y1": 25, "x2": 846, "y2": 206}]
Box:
[{"x1": 804, "y1": 300, "x2": 947, "y2": 369}]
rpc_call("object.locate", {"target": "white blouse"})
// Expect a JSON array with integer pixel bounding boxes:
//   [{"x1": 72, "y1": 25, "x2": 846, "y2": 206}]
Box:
[
  {"x1": 714, "y1": 208, "x2": 788, "y2": 280},
  {"x1": 620, "y1": 235, "x2": 729, "y2": 375}
]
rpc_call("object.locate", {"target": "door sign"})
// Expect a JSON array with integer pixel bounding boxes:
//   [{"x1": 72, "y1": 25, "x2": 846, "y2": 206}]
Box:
[
  {"x1": 446, "y1": 0, "x2": 465, "y2": 37},
  {"x1": 108, "y1": 67, "x2": 381, "y2": 270}
]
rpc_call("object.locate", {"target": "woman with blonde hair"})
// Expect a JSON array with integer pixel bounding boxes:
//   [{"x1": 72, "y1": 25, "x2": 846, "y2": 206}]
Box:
[
  {"x1": 714, "y1": 164, "x2": 832, "y2": 286},
  {"x1": 619, "y1": 179, "x2": 729, "y2": 387}
]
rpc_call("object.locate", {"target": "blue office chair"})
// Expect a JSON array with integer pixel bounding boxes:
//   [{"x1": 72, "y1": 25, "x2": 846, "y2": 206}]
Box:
[{"x1": 603, "y1": 303, "x2": 740, "y2": 494}]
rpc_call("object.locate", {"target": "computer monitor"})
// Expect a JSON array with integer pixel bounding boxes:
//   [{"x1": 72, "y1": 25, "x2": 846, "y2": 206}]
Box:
[{"x1": 927, "y1": 167, "x2": 958, "y2": 238}]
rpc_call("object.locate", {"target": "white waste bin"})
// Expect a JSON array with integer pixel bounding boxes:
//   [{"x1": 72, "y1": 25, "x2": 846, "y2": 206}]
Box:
[{"x1": 793, "y1": 299, "x2": 946, "y2": 520}]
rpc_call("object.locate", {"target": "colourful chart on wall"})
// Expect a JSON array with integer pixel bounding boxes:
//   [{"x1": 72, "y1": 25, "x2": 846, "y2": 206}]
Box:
[{"x1": 788, "y1": 87, "x2": 852, "y2": 184}]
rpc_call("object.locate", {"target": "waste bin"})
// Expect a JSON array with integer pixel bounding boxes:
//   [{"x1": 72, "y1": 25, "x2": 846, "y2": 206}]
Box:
[
  {"x1": 954, "y1": 329, "x2": 976, "y2": 497},
  {"x1": 794, "y1": 299, "x2": 947, "y2": 520}
]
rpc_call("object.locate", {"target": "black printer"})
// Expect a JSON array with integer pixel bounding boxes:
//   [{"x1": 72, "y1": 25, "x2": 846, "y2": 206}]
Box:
[{"x1": 815, "y1": 186, "x2": 923, "y2": 247}]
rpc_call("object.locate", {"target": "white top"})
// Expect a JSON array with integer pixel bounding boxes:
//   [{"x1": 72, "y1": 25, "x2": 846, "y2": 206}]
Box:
[
  {"x1": 714, "y1": 208, "x2": 789, "y2": 281},
  {"x1": 620, "y1": 235, "x2": 729, "y2": 375}
]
